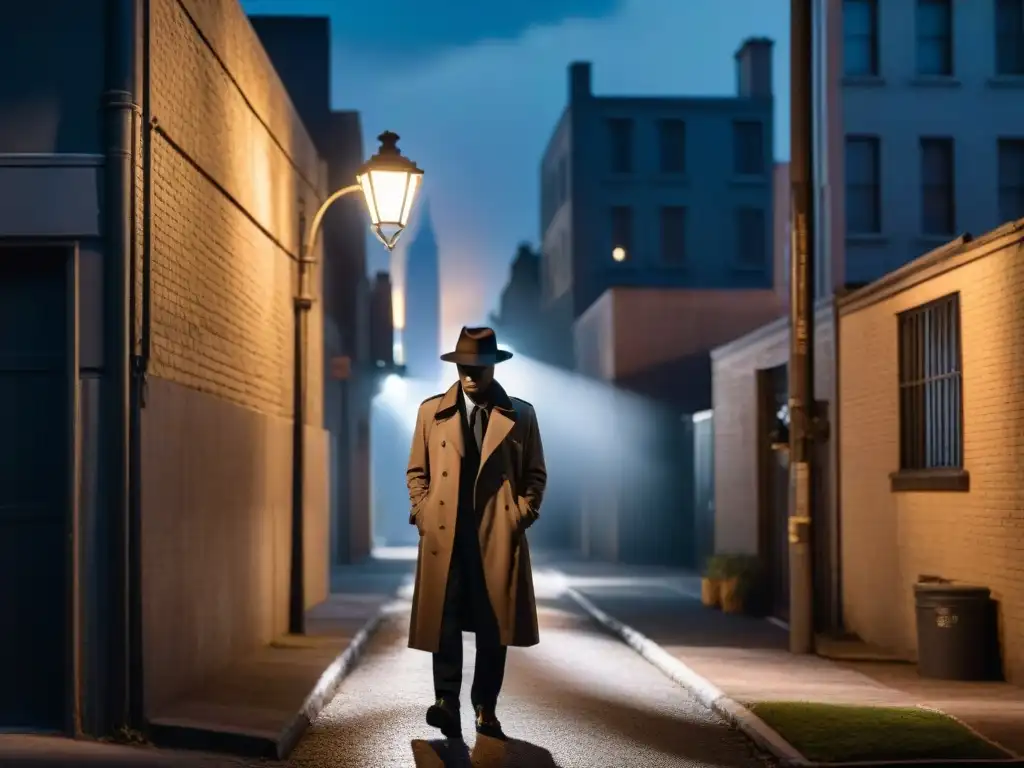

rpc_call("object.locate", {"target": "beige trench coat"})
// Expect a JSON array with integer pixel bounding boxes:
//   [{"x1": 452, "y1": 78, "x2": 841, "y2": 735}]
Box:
[{"x1": 406, "y1": 381, "x2": 546, "y2": 653}]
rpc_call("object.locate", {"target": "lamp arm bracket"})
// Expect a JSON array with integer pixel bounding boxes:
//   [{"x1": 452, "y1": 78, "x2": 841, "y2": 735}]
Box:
[{"x1": 303, "y1": 183, "x2": 361, "y2": 263}]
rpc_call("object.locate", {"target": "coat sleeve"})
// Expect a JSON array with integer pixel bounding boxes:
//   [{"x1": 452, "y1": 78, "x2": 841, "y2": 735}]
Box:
[
  {"x1": 519, "y1": 406, "x2": 547, "y2": 529},
  {"x1": 406, "y1": 405, "x2": 431, "y2": 525}
]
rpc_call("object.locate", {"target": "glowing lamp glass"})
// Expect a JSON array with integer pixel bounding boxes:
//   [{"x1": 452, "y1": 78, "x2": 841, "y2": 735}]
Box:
[
  {"x1": 612, "y1": 246, "x2": 627, "y2": 262},
  {"x1": 355, "y1": 132, "x2": 424, "y2": 252}
]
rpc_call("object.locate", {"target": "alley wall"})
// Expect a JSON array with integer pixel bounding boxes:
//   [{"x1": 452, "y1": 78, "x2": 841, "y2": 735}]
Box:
[{"x1": 141, "y1": 0, "x2": 329, "y2": 713}]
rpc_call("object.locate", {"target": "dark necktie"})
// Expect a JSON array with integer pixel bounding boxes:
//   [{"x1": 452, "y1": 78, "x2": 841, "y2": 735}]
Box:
[{"x1": 471, "y1": 405, "x2": 488, "y2": 453}]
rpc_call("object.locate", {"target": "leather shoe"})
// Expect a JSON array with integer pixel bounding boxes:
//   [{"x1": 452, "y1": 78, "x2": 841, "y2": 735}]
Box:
[
  {"x1": 474, "y1": 705, "x2": 506, "y2": 741},
  {"x1": 426, "y1": 697, "x2": 462, "y2": 739}
]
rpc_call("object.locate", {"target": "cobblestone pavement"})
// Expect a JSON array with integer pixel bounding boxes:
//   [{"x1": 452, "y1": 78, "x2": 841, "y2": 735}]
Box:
[{"x1": 287, "y1": 573, "x2": 774, "y2": 768}]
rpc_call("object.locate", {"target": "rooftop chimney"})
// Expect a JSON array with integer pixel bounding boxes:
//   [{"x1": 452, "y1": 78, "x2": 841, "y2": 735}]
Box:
[
  {"x1": 569, "y1": 62, "x2": 591, "y2": 103},
  {"x1": 735, "y1": 37, "x2": 774, "y2": 99}
]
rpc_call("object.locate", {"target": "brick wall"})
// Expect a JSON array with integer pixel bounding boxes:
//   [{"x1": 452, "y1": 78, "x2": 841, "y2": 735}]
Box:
[
  {"x1": 711, "y1": 308, "x2": 833, "y2": 555},
  {"x1": 839, "y1": 227, "x2": 1024, "y2": 682},
  {"x1": 141, "y1": 0, "x2": 329, "y2": 713}
]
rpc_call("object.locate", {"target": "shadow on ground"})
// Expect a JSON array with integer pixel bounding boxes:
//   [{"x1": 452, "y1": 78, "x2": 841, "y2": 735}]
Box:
[{"x1": 411, "y1": 735, "x2": 560, "y2": 767}]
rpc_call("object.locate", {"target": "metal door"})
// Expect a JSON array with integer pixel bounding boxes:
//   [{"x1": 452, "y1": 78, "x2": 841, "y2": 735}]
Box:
[
  {"x1": 759, "y1": 364, "x2": 790, "y2": 623},
  {"x1": 0, "y1": 246, "x2": 72, "y2": 730}
]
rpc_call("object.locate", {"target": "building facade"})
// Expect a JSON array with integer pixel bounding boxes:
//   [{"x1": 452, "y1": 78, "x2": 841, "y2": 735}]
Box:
[
  {"x1": 540, "y1": 39, "x2": 777, "y2": 325},
  {"x1": 0, "y1": 0, "x2": 332, "y2": 736},
  {"x1": 711, "y1": 0, "x2": 1024, "y2": 628},
  {"x1": 555, "y1": 38, "x2": 788, "y2": 564}
]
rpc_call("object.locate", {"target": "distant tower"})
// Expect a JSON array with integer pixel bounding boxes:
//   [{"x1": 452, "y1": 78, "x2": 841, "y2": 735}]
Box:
[{"x1": 402, "y1": 199, "x2": 442, "y2": 381}]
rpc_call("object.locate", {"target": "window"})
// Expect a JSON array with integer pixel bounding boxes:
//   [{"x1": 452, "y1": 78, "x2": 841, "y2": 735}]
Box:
[
  {"x1": 658, "y1": 119, "x2": 686, "y2": 174},
  {"x1": 608, "y1": 119, "x2": 633, "y2": 174},
  {"x1": 916, "y1": 0, "x2": 953, "y2": 76},
  {"x1": 920, "y1": 138, "x2": 955, "y2": 235},
  {"x1": 659, "y1": 207, "x2": 687, "y2": 263},
  {"x1": 610, "y1": 206, "x2": 633, "y2": 260},
  {"x1": 845, "y1": 136, "x2": 881, "y2": 233},
  {"x1": 557, "y1": 156, "x2": 568, "y2": 203},
  {"x1": 735, "y1": 208, "x2": 766, "y2": 267},
  {"x1": 998, "y1": 139, "x2": 1024, "y2": 223},
  {"x1": 733, "y1": 121, "x2": 765, "y2": 175},
  {"x1": 843, "y1": 0, "x2": 878, "y2": 76},
  {"x1": 897, "y1": 293, "x2": 962, "y2": 471},
  {"x1": 996, "y1": 0, "x2": 1024, "y2": 75}
]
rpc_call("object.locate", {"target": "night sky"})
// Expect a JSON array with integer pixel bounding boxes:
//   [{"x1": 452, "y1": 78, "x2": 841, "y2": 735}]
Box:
[{"x1": 243, "y1": 0, "x2": 792, "y2": 345}]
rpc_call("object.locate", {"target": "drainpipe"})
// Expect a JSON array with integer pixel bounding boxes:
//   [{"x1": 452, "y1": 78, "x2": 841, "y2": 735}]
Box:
[
  {"x1": 102, "y1": 0, "x2": 140, "y2": 734},
  {"x1": 126, "y1": 0, "x2": 152, "y2": 730},
  {"x1": 829, "y1": 297, "x2": 843, "y2": 631}
]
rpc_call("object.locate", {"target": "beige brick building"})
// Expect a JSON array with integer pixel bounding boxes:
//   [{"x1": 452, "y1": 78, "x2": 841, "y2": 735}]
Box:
[
  {"x1": 709, "y1": 219, "x2": 1024, "y2": 683},
  {"x1": 141, "y1": 0, "x2": 330, "y2": 716},
  {"x1": 0, "y1": 0, "x2": 334, "y2": 736},
  {"x1": 839, "y1": 221, "x2": 1024, "y2": 684}
]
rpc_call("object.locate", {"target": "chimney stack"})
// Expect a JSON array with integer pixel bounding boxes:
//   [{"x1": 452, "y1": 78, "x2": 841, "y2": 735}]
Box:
[
  {"x1": 569, "y1": 61, "x2": 592, "y2": 103},
  {"x1": 735, "y1": 37, "x2": 774, "y2": 98}
]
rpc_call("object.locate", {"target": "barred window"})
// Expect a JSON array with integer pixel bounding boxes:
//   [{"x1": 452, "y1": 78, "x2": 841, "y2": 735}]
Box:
[{"x1": 897, "y1": 293, "x2": 962, "y2": 471}]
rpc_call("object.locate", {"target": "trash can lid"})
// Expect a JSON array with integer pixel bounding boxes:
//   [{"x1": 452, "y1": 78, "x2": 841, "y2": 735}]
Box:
[{"x1": 914, "y1": 582, "x2": 990, "y2": 599}]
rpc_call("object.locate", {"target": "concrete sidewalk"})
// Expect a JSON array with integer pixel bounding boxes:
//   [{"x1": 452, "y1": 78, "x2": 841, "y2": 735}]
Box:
[
  {"x1": 146, "y1": 551, "x2": 414, "y2": 759},
  {"x1": 553, "y1": 561, "x2": 1024, "y2": 765}
]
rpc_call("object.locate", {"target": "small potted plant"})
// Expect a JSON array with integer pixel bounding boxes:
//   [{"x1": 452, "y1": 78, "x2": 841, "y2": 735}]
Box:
[
  {"x1": 717, "y1": 554, "x2": 760, "y2": 614},
  {"x1": 702, "y1": 555, "x2": 727, "y2": 608}
]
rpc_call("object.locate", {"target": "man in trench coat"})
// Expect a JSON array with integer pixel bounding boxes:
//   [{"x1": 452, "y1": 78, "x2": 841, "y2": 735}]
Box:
[{"x1": 406, "y1": 326, "x2": 546, "y2": 741}]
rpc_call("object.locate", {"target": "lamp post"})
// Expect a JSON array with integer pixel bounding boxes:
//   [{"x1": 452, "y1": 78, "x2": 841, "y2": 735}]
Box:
[
  {"x1": 290, "y1": 131, "x2": 423, "y2": 635},
  {"x1": 788, "y1": 0, "x2": 823, "y2": 655}
]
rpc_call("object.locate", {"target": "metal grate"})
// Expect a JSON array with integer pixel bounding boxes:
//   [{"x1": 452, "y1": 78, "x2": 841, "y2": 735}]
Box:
[{"x1": 897, "y1": 292, "x2": 963, "y2": 470}]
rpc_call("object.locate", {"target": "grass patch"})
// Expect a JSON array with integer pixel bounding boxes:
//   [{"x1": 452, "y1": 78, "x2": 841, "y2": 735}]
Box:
[{"x1": 748, "y1": 701, "x2": 1010, "y2": 763}]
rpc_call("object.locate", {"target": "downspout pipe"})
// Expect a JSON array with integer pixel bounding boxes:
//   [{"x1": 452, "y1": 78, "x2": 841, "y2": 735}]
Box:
[
  {"x1": 127, "y1": 0, "x2": 152, "y2": 730},
  {"x1": 101, "y1": 0, "x2": 140, "y2": 734}
]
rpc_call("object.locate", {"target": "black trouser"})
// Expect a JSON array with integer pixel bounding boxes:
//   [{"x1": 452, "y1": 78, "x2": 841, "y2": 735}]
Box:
[{"x1": 433, "y1": 545, "x2": 507, "y2": 710}]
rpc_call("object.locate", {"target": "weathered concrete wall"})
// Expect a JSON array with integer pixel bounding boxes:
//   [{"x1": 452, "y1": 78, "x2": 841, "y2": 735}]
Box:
[
  {"x1": 141, "y1": 0, "x2": 328, "y2": 713},
  {"x1": 839, "y1": 225, "x2": 1024, "y2": 683}
]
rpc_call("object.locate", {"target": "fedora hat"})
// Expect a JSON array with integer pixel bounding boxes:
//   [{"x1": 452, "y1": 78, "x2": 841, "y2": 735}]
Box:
[{"x1": 440, "y1": 326, "x2": 513, "y2": 366}]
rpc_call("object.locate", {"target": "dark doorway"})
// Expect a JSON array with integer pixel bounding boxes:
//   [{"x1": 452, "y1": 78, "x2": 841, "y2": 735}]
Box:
[
  {"x1": 692, "y1": 412, "x2": 714, "y2": 571},
  {"x1": 0, "y1": 246, "x2": 73, "y2": 730},
  {"x1": 758, "y1": 364, "x2": 789, "y2": 623}
]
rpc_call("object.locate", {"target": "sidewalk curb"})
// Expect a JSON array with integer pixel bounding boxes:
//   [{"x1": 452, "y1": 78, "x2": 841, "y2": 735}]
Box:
[
  {"x1": 563, "y1": 585, "x2": 808, "y2": 765},
  {"x1": 563, "y1": 586, "x2": 1024, "y2": 768},
  {"x1": 279, "y1": 601, "x2": 398, "y2": 757},
  {"x1": 149, "y1": 600, "x2": 395, "y2": 760}
]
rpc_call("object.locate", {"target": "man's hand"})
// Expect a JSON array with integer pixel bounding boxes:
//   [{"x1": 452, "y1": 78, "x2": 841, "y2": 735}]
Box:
[
  {"x1": 407, "y1": 405, "x2": 431, "y2": 529},
  {"x1": 517, "y1": 408, "x2": 546, "y2": 530}
]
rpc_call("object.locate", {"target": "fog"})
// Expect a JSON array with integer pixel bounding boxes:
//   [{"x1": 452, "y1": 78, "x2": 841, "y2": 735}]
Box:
[{"x1": 370, "y1": 351, "x2": 690, "y2": 561}]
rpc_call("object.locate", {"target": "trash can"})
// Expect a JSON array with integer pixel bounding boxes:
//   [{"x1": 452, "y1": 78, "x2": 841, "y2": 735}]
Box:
[{"x1": 914, "y1": 582, "x2": 998, "y2": 681}]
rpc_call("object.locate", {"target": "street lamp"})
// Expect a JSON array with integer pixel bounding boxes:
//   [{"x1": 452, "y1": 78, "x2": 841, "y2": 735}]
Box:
[
  {"x1": 357, "y1": 131, "x2": 424, "y2": 250},
  {"x1": 290, "y1": 130, "x2": 422, "y2": 635},
  {"x1": 302, "y1": 131, "x2": 423, "y2": 277}
]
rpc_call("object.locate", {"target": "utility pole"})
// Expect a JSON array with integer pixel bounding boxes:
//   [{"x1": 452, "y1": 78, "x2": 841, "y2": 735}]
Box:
[{"x1": 788, "y1": 0, "x2": 817, "y2": 655}]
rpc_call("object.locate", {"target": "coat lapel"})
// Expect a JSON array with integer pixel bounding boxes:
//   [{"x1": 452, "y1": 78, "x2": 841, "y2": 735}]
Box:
[
  {"x1": 433, "y1": 382, "x2": 464, "y2": 457},
  {"x1": 478, "y1": 381, "x2": 517, "y2": 476}
]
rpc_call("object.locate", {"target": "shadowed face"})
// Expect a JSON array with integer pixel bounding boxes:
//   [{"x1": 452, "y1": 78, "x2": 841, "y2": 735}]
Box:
[{"x1": 457, "y1": 364, "x2": 495, "y2": 399}]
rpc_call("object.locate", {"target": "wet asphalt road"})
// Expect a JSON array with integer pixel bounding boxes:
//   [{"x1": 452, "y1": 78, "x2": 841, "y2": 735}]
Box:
[{"x1": 287, "y1": 579, "x2": 772, "y2": 768}]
